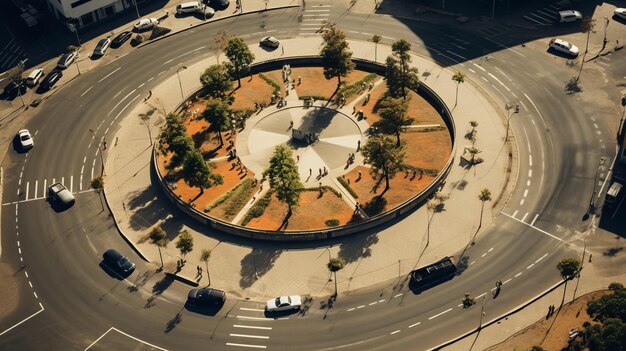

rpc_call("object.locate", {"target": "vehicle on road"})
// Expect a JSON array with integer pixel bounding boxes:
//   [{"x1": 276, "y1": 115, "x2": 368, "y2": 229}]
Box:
[
  {"x1": 26, "y1": 68, "x2": 44, "y2": 87},
  {"x1": 112, "y1": 31, "x2": 132, "y2": 47},
  {"x1": 260, "y1": 36, "x2": 280, "y2": 48},
  {"x1": 57, "y1": 52, "x2": 77, "y2": 69},
  {"x1": 3, "y1": 79, "x2": 27, "y2": 98},
  {"x1": 558, "y1": 10, "x2": 582, "y2": 23},
  {"x1": 102, "y1": 249, "x2": 135, "y2": 274},
  {"x1": 17, "y1": 129, "x2": 33, "y2": 149},
  {"x1": 48, "y1": 182, "x2": 75, "y2": 207},
  {"x1": 187, "y1": 287, "x2": 226, "y2": 306},
  {"x1": 549, "y1": 38, "x2": 579, "y2": 57},
  {"x1": 176, "y1": 2, "x2": 203, "y2": 14},
  {"x1": 133, "y1": 18, "x2": 158, "y2": 31},
  {"x1": 410, "y1": 256, "x2": 457, "y2": 285},
  {"x1": 93, "y1": 38, "x2": 111, "y2": 56},
  {"x1": 265, "y1": 295, "x2": 302, "y2": 312},
  {"x1": 38, "y1": 70, "x2": 63, "y2": 92},
  {"x1": 615, "y1": 8, "x2": 626, "y2": 20}
]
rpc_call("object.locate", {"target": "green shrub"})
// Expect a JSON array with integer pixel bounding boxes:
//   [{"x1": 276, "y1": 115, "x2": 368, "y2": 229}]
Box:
[
  {"x1": 258, "y1": 73, "x2": 281, "y2": 96},
  {"x1": 241, "y1": 191, "x2": 273, "y2": 225},
  {"x1": 205, "y1": 178, "x2": 255, "y2": 218},
  {"x1": 337, "y1": 177, "x2": 359, "y2": 199},
  {"x1": 325, "y1": 219, "x2": 340, "y2": 227},
  {"x1": 299, "y1": 95, "x2": 326, "y2": 101},
  {"x1": 338, "y1": 73, "x2": 377, "y2": 99}
]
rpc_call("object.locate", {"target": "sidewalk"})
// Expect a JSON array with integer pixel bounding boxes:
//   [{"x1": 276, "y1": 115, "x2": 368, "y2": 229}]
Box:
[{"x1": 104, "y1": 36, "x2": 510, "y2": 301}]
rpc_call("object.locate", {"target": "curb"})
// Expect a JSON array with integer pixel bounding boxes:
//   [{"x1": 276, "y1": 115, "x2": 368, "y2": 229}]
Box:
[
  {"x1": 137, "y1": 4, "x2": 301, "y2": 49},
  {"x1": 0, "y1": 167, "x2": 3, "y2": 258}
]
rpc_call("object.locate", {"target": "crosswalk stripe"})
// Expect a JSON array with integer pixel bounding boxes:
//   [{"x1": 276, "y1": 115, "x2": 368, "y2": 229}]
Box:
[
  {"x1": 536, "y1": 9, "x2": 556, "y2": 17},
  {"x1": 43, "y1": 179, "x2": 47, "y2": 195},
  {"x1": 25, "y1": 182, "x2": 29, "y2": 200},
  {"x1": 70, "y1": 176, "x2": 73, "y2": 193},
  {"x1": 34, "y1": 180, "x2": 38, "y2": 199}
]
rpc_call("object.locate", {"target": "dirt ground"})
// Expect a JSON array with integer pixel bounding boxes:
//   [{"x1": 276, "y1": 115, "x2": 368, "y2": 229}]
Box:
[
  {"x1": 228, "y1": 74, "x2": 275, "y2": 111},
  {"x1": 487, "y1": 290, "x2": 608, "y2": 351},
  {"x1": 245, "y1": 190, "x2": 354, "y2": 231}
]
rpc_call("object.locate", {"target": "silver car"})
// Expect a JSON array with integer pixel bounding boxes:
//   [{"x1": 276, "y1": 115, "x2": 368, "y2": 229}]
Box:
[{"x1": 265, "y1": 295, "x2": 302, "y2": 312}]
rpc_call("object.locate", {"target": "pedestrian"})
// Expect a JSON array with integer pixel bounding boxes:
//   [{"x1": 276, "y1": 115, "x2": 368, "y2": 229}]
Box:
[
  {"x1": 323, "y1": 166, "x2": 327, "y2": 175},
  {"x1": 298, "y1": 76, "x2": 301, "y2": 85},
  {"x1": 352, "y1": 106, "x2": 356, "y2": 114},
  {"x1": 115, "y1": 137, "x2": 119, "y2": 146},
  {"x1": 357, "y1": 140, "x2": 361, "y2": 151},
  {"x1": 358, "y1": 170, "x2": 362, "y2": 179},
  {"x1": 281, "y1": 46, "x2": 284, "y2": 55},
  {"x1": 296, "y1": 155, "x2": 300, "y2": 162},
  {"x1": 290, "y1": 120, "x2": 294, "y2": 128},
  {"x1": 103, "y1": 140, "x2": 107, "y2": 150},
  {"x1": 309, "y1": 168, "x2": 312, "y2": 176},
  {"x1": 319, "y1": 168, "x2": 322, "y2": 176},
  {"x1": 252, "y1": 196, "x2": 256, "y2": 202}
]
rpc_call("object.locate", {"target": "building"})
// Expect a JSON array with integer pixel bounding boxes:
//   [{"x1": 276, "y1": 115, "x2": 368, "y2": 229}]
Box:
[{"x1": 45, "y1": 0, "x2": 139, "y2": 28}]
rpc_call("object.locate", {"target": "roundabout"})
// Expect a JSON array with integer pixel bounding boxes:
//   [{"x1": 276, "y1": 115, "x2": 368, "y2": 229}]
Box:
[{"x1": 1, "y1": 2, "x2": 622, "y2": 350}]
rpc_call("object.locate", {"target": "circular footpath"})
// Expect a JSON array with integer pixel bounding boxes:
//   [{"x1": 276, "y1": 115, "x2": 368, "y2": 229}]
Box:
[{"x1": 152, "y1": 58, "x2": 456, "y2": 240}]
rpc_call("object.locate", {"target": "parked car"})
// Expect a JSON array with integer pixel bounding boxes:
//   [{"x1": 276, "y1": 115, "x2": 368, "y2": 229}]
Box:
[
  {"x1": 57, "y1": 52, "x2": 77, "y2": 69},
  {"x1": 133, "y1": 18, "x2": 158, "y2": 31},
  {"x1": 410, "y1": 256, "x2": 457, "y2": 285},
  {"x1": 260, "y1": 36, "x2": 280, "y2": 48},
  {"x1": 549, "y1": 38, "x2": 579, "y2": 57},
  {"x1": 48, "y1": 182, "x2": 75, "y2": 207},
  {"x1": 93, "y1": 38, "x2": 111, "y2": 56},
  {"x1": 3, "y1": 78, "x2": 27, "y2": 98},
  {"x1": 558, "y1": 10, "x2": 582, "y2": 23},
  {"x1": 26, "y1": 68, "x2": 44, "y2": 87},
  {"x1": 187, "y1": 287, "x2": 226, "y2": 306},
  {"x1": 112, "y1": 31, "x2": 132, "y2": 47},
  {"x1": 17, "y1": 129, "x2": 33, "y2": 149},
  {"x1": 604, "y1": 181, "x2": 623, "y2": 210},
  {"x1": 265, "y1": 295, "x2": 302, "y2": 312},
  {"x1": 615, "y1": 8, "x2": 626, "y2": 20},
  {"x1": 198, "y1": 4, "x2": 215, "y2": 17},
  {"x1": 38, "y1": 70, "x2": 63, "y2": 92},
  {"x1": 176, "y1": 1, "x2": 203, "y2": 14},
  {"x1": 102, "y1": 249, "x2": 135, "y2": 274},
  {"x1": 207, "y1": 0, "x2": 229, "y2": 9}
]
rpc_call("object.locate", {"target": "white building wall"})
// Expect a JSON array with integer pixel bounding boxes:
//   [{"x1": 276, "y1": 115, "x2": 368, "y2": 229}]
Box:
[{"x1": 46, "y1": 0, "x2": 127, "y2": 26}]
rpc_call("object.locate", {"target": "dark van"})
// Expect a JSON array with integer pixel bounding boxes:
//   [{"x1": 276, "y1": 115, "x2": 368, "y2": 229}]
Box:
[
  {"x1": 410, "y1": 256, "x2": 457, "y2": 285},
  {"x1": 187, "y1": 287, "x2": 226, "y2": 306}
]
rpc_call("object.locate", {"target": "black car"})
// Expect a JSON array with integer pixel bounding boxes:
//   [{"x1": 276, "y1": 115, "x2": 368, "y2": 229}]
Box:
[
  {"x1": 3, "y1": 79, "x2": 27, "y2": 98},
  {"x1": 187, "y1": 287, "x2": 226, "y2": 306},
  {"x1": 38, "y1": 71, "x2": 63, "y2": 92},
  {"x1": 410, "y1": 256, "x2": 456, "y2": 284},
  {"x1": 112, "y1": 31, "x2": 132, "y2": 48},
  {"x1": 206, "y1": 0, "x2": 229, "y2": 9},
  {"x1": 103, "y1": 249, "x2": 135, "y2": 274}
]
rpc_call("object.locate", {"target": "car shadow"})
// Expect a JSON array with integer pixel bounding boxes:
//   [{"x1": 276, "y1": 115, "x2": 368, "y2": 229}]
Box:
[
  {"x1": 47, "y1": 197, "x2": 74, "y2": 213},
  {"x1": 546, "y1": 47, "x2": 578, "y2": 59},
  {"x1": 99, "y1": 261, "x2": 132, "y2": 280},
  {"x1": 258, "y1": 45, "x2": 278, "y2": 52},
  {"x1": 184, "y1": 302, "x2": 223, "y2": 316},
  {"x1": 264, "y1": 308, "x2": 300, "y2": 319},
  {"x1": 12, "y1": 135, "x2": 30, "y2": 154},
  {"x1": 407, "y1": 274, "x2": 455, "y2": 295}
]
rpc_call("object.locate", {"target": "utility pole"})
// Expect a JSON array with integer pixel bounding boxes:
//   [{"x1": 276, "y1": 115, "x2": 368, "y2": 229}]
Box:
[{"x1": 176, "y1": 66, "x2": 188, "y2": 99}]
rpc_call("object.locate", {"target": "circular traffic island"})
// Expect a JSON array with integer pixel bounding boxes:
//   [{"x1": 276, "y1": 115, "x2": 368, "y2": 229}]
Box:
[{"x1": 154, "y1": 59, "x2": 454, "y2": 240}]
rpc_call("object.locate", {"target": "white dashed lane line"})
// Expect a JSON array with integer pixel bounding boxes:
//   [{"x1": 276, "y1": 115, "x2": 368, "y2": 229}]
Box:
[{"x1": 428, "y1": 308, "x2": 452, "y2": 320}]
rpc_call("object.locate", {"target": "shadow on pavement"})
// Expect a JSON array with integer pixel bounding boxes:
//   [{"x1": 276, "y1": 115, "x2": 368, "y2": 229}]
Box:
[{"x1": 239, "y1": 247, "x2": 282, "y2": 288}]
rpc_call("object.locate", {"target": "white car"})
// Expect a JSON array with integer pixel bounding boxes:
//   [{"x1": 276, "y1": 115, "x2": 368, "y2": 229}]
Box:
[
  {"x1": 558, "y1": 10, "x2": 582, "y2": 23},
  {"x1": 549, "y1": 38, "x2": 579, "y2": 57},
  {"x1": 57, "y1": 52, "x2": 77, "y2": 69},
  {"x1": 260, "y1": 36, "x2": 280, "y2": 48},
  {"x1": 133, "y1": 18, "x2": 158, "y2": 31},
  {"x1": 615, "y1": 8, "x2": 626, "y2": 20},
  {"x1": 265, "y1": 295, "x2": 302, "y2": 312},
  {"x1": 93, "y1": 38, "x2": 111, "y2": 56},
  {"x1": 197, "y1": 5, "x2": 215, "y2": 17},
  {"x1": 18, "y1": 129, "x2": 33, "y2": 149}
]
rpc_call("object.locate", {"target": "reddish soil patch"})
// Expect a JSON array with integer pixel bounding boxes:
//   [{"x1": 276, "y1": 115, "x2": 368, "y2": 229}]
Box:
[
  {"x1": 402, "y1": 130, "x2": 452, "y2": 170},
  {"x1": 292, "y1": 67, "x2": 369, "y2": 99},
  {"x1": 228, "y1": 74, "x2": 275, "y2": 111},
  {"x1": 343, "y1": 166, "x2": 434, "y2": 215},
  {"x1": 246, "y1": 190, "x2": 353, "y2": 231},
  {"x1": 487, "y1": 290, "x2": 608, "y2": 351}
]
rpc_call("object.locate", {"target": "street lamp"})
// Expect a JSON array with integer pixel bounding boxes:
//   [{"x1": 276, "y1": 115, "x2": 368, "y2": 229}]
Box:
[
  {"x1": 67, "y1": 18, "x2": 81, "y2": 47},
  {"x1": 176, "y1": 66, "x2": 188, "y2": 99},
  {"x1": 504, "y1": 102, "x2": 518, "y2": 142},
  {"x1": 88, "y1": 129, "x2": 105, "y2": 175}
]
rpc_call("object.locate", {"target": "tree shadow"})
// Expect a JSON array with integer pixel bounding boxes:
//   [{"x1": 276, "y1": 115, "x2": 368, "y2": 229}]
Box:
[
  {"x1": 126, "y1": 186, "x2": 158, "y2": 211},
  {"x1": 127, "y1": 270, "x2": 157, "y2": 293},
  {"x1": 239, "y1": 247, "x2": 282, "y2": 288},
  {"x1": 361, "y1": 197, "x2": 387, "y2": 217},
  {"x1": 564, "y1": 77, "x2": 583, "y2": 94},
  {"x1": 338, "y1": 232, "x2": 379, "y2": 264},
  {"x1": 602, "y1": 247, "x2": 623, "y2": 256},
  {"x1": 152, "y1": 274, "x2": 175, "y2": 296},
  {"x1": 298, "y1": 107, "x2": 338, "y2": 136}
]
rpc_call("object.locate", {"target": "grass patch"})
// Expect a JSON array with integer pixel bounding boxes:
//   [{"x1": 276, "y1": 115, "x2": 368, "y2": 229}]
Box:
[
  {"x1": 258, "y1": 73, "x2": 281, "y2": 96},
  {"x1": 337, "y1": 73, "x2": 377, "y2": 99},
  {"x1": 205, "y1": 178, "x2": 255, "y2": 217},
  {"x1": 337, "y1": 177, "x2": 359, "y2": 199},
  {"x1": 299, "y1": 95, "x2": 327, "y2": 101},
  {"x1": 241, "y1": 190, "x2": 273, "y2": 225},
  {"x1": 325, "y1": 219, "x2": 340, "y2": 227}
]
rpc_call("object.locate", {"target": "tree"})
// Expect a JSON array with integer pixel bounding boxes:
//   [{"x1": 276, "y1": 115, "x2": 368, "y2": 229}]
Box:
[
  {"x1": 587, "y1": 282, "x2": 626, "y2": 322},
  {"x1": 478, "y1": 188, "x2": 492, "y2": 229},
  {"x1": 159, "y1": 113, "x2": 187, "y2": 153},
  {"x1": 202, "y1": 97, "x2": 231, "y2": 146},
  {"x1": 467, "y1": 146, "x2": 481, "y2": 165},
  {"x1": 200, "y1": 64, "x2": 233, "y2": 99},
  {"x1": 577, "y1": 17, "x2": 595, "y2": 81},
  {"x1": 557, "y1": 257, "x2": 581, "y2": 305},
  {"x1": 375, "y1": 97, "x2": 413, "y2": 147},
  {"x1": 327, "y1": 257, "x2": 346, "y2": 296},
  {"x1": 149, "y1": 225, "x2": 168, "y2": 269},
  {"x1": 263, "y1": 145, "x2": 303, "y2": 215},
  {"x1": 224, "y1": 36, "x2": 255, "y2": 88},
  {"x1": 168, "y1": 134, "x2": 194, "y2": 167},
  {"x1": 361, "y1": 136, "x2": 406, "y2": 197},
  {"x1": 371, "y1": 34, "x2": 382, "y2": 62},
  {"x1": 182, "y1": 150, "x2": 223, "y2": 196},
  {"x1": 200, "y1": 249, "x2": 212, "y2": 285},
  {"x1": 320, "y1": 23, "x2": 355, "y2": 86},
  {"x1": 176, "y1": 230, "x2": 194, "y2": 260},
  {"x1": 451, "y1": 71, "x2": 465, "y2": 107},
  {"x1": 387, "y1": 39, "x2": 419, "y2": 99},
  {"x1": 90, "y1": 176, "x2": 105, "y2": 211}
]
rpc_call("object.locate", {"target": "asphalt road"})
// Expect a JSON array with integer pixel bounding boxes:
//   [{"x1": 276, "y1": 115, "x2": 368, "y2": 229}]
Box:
[{"x1": 0, "y1": 4, "x2": 620, "y2": 351}]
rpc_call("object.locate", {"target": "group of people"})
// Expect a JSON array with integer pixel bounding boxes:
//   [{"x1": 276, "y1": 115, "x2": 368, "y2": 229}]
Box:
[{"x1": 346, "y1": 153, "x2": 356, "y2": 167}]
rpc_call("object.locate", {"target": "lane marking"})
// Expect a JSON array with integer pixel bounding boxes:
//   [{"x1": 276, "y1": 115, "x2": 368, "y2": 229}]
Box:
[
  {"x1": 428, "y1": 308, "x2": 453, "y2": 320},
  {"x1": 535, "y1": 253, "x2": 548, "y2": 263},
  {"x1": 81, "y1": 86, "x2": 93, "y2": 97},
  {"x1": 356, "y1": 305, "x2": 365, "y2": 309},
  {"x1": 500, "y1": 212, "x2": 575, "y2": 248},
  {"x1": 225, "y1": 343, "x2": 266, "y2": 349},
  {"x1": 233, "y1": 325, "x2": 272, "y2": 330},
  {"x1": 230, "y1": 334, "x2": 270, "y2": 339},
  {"x1": 530, "y1": 214, "x2": 539, "y2": 226},
  {"x1": 236, "y1": 316, "x2": 273, "y2": 321},
  {"x1": 84, "y1": 327, "x2": 168, "y2": 350},
  {"x1": 408, "y1": 322, "x2": 421, "y2": 328},
  {"x1": 522, "y1": 212, "x2": 529, "y2": 222},
  {"x1": 390, "y1": 330, "x2": 400, "y2": 335},
  {"x1": 393, "y1": 293, "x2": 403, "y2": 298},
  {"x1": 527, "y1": 263, "x2": 535, "y2": 269},
  {"x1": 97, "y1": 67, "x2": 121, "y2": 83},
  {"x1": 514, "y1": 272, "x2": 522, "y2": 277},
  {"x1": 0, "y1": 304, "x2": 45, "y2": 337}
]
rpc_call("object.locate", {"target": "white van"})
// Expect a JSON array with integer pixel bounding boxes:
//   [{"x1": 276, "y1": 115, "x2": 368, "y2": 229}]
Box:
[
  {"x1": 26, "y1": 68, "x2": 44, "y2": 87},
  {"x1": 605, "y1": 181, "x2": 623, "y2": 210},
  {"x1": 176, "y1": 2, "x2": 202, "y2": 14}
]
